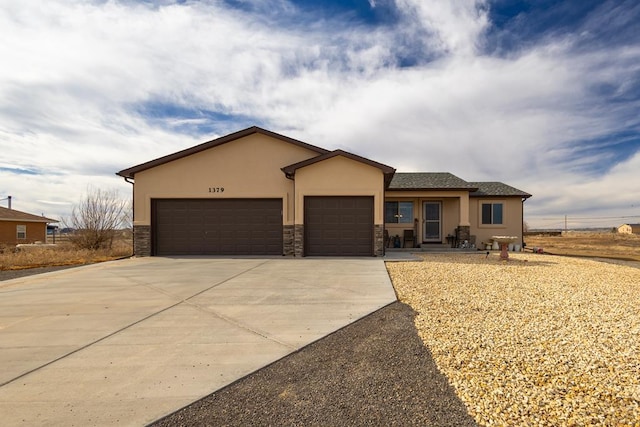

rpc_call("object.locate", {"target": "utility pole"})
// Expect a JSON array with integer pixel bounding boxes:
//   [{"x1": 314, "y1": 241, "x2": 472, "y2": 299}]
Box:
[
  {"x1": 0, "y1": 195, "x2": 11, "y2": 209},
  {"x1": 564, "y1": 215, "x2": 567, "y2": 233}
]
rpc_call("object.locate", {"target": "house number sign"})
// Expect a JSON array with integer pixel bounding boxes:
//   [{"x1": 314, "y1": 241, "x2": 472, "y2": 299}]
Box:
[{"x1": 208, "y1": 187, "x2": 225, "y2": 193}]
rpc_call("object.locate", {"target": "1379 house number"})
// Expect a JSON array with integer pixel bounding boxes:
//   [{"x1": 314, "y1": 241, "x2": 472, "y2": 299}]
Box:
[{"x1": 208, "y1": 187, "x2": 225, "y2": 193}]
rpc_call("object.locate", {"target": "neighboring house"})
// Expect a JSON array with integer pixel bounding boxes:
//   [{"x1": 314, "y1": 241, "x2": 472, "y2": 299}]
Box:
[
  {"x1": 117, "y1": 126, "x2": 531, "y2": 257},
  {"x1": 618, "y1": 224, "x2": 640, "y2": 234},
  {"x1": 0, "y1": 206, "x2": 58, "y2": 246}
]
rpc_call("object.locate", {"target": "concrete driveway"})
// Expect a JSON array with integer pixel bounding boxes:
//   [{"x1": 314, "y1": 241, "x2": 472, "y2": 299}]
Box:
[{"x1": 0, "y1": 257, "x2": 396, "y2": 426}]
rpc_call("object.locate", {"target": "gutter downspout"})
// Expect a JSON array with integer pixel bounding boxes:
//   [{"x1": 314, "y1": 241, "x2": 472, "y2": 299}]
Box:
[
  {"x1": 121, "y1": 175, "x2": 134, "y2": 254},
  {"x1": 521, "y1": 197, "x2": 527, "y2": 250}
]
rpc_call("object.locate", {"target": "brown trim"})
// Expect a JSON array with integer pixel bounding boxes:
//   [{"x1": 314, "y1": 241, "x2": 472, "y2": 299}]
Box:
[
  {"x1": 281, "y1": 149, "x2": 396, "y2": 186},
  {"x1": 282, "y1": 149, "x2": 395, "y2": 175},
  {"x1": 387, "y1": 187, "x2": 480, "y2": 192},
  {"x1": 470, "y1": 195, "x2": 532, "y2": 199},
  {"x1": 117, "y1": 126, "x2": 330, "y2": 179}
]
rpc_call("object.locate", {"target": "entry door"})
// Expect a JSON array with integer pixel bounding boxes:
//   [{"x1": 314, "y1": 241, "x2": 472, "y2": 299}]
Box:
[{"x1": 423, "y1": 201, "x2": 441, "y2": 242}]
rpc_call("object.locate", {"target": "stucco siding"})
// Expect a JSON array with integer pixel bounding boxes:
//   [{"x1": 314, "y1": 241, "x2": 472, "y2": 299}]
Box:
[
  {"x1": 292, "y1": 156, "x2": 385, "y2": 224},
  {"x1": 470, "y1": 197, "x2": 524, "y2": 248},
  {"x1": 132, "y1": 133, "x2": 320, "y2": 226}
]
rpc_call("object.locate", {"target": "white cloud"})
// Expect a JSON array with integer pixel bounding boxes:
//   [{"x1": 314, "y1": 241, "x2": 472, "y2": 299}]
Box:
[
  {"x1": 0, "y1": 0, "x2": 638, "y2": 228},
  {"x1": 394, "y1": 0, "x2": 489, "y2": 56}
]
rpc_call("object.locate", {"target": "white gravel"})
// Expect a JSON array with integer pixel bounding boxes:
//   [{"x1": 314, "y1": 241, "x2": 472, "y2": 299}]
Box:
[{"x1": 387, "y1": 253, "x2": 640, "y2": 426}]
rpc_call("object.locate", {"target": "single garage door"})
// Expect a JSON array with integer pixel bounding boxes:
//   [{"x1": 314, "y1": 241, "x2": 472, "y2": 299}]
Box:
[
  {"x1": 304, "y1": 196, "x2": 374, "y2": 256},
  {"x1": 152, "y1": 199, "x2": 283, "y2": 256}
]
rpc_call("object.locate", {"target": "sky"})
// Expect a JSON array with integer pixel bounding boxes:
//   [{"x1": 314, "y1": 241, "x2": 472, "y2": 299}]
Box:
[{"x1": 1, "y1": 0, "x2": 639, "y2": 230}]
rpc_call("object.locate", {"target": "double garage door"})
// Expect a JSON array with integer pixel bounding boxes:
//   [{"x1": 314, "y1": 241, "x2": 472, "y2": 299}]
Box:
[
  {"x1": 152, "y1": 197, "x2": 374, "y2": 256},
  {"x1": 152, "y1": 199, "x2": 283, "y2": 256}
]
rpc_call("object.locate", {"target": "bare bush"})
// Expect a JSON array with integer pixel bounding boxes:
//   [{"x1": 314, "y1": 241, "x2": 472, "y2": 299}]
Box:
[{"x1": 65, "y1": 188, "x2": 130, "y2": 250}]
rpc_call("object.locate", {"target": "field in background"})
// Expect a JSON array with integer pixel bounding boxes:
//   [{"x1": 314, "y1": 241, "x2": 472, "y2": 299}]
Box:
[
  {"x1": 525, "y1": 231, "x2": 640, "y2": 262},
  {"x1": 0, "y1": 238, "x2": 133, "y2": 270}
]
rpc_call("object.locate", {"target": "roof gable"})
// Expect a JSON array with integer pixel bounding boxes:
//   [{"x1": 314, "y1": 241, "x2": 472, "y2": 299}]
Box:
[
  {"x1": 281, "y1": 150, "x2": 396, "y2": 186},
  {"x1": 117, "y1": 126, "x2": 329, "y2": 179},
  {"x1": 0, "y1": 206, "x2": 57, "y2": 223},
  {"x1": 282, "y1": 149, "x2": 395, "y2": 175}
]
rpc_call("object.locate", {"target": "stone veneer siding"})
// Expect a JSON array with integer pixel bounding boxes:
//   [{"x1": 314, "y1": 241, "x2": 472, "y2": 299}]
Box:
[
  {"x1": 283, "y1": 225, "x2": 294, "y2": 256},
  {"x1": 134, "y1": 225, "x2": 151, "y2": 257},
  {"x1": 457, "y1": 225, "x2": 470, "y2": 244},
  {"x1": 374, "y1": 224, "x2": 384, "y2": 257},
  {"x1": 294, "y1": 225, "x2": 304, "y2": 257}
]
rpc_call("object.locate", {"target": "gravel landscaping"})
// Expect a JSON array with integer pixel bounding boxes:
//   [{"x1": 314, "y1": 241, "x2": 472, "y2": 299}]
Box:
[{"x1": 388, "y1": 253, "x2": 640, "y2": 426}]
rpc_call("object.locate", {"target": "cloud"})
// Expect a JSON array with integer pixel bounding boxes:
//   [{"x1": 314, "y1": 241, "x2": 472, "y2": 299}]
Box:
[
  {"x1": 395, "y1": 0, "x2": 489, "y2": 56},
  {"x1": 0, "y1": 0, "x2": 638, "y2": 227}
]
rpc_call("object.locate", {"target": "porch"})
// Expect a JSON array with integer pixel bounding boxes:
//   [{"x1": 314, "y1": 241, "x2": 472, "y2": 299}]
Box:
[{"x1": 384, "y1": 193, "x2": 472, "y2": 248}]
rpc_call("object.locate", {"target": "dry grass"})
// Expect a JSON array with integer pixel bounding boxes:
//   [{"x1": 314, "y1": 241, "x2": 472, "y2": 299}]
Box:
[
  {"x1": 0, "y1": 239, "x2": 133, "y2": 270},
  {"x1": 525, "y1": 231, "x2": 640, "y2": 262}
]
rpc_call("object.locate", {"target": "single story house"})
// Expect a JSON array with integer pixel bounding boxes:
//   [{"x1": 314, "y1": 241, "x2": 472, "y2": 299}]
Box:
[
  {"x1": 117, "y1": 126, "x2": 531, "y2": 257},
  {"x1": 618, "y1": 224, "x2": 640, "y2": 235},
  {"x1": 0, "y1": 206, "x2": 58, "y2": 246}
]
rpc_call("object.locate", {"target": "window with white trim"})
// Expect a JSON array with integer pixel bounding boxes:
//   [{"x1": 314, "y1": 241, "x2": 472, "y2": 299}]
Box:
[
  {"x1": 385, "y1": 201, "x2": 413, "y2": 224},
  {"x1": 17, "y1": 225, "x2": 26, "y2": 239},
  {"x1": 481, "y1": 202, "x2": 503, "y2": 225}
]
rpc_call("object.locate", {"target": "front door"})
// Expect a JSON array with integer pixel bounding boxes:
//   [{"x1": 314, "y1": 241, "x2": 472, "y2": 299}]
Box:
[{"x1": 423, "y1": 201, "x2": 441, "y2": 242}]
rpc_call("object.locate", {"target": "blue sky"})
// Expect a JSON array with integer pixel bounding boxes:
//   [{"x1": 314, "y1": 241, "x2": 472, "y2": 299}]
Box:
[{"x1": 0, "y1": 0, "x2": 638, "y2": 229}]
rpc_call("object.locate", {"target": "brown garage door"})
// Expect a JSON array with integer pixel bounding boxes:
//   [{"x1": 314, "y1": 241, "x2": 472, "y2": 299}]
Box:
[
  {"x1": 152, "y1": 199, "x2": 283, "y2": 256},
  {"x1": 304, "y1": 196, "x2": 374, "y2": 256}
]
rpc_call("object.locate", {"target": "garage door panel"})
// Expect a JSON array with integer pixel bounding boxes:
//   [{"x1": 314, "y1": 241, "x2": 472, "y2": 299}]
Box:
[
  {"x1": 304, "y1": 196, "x2": 373, "y2": 257},
  {"x1": 153, "y1": 199, "x2": 283, "y2": 256}
]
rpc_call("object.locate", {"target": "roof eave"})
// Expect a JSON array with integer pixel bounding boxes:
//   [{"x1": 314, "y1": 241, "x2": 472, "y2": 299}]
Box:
[
  {"x1": 117, "y1": 126, "x2": 330, "y2": 179},
  {"x1": 387, "y1": 186, "x2": 479, "y2": 192},
  {"x1": 0, "y1": 217, "x2": 58, "y2": 223}
]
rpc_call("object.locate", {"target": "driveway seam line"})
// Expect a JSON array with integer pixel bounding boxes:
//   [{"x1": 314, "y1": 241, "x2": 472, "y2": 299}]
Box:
[
  {"x1": 0, "y1": 260, "x2": 273, "y2": 388},
  {"x1": 179, "y1": 300, "x2": 298, "y2": 350}
]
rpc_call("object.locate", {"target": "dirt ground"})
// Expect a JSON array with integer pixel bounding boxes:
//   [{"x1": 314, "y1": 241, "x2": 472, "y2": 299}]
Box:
[{"x1": 525, "y1": 231, "x2": 640, "y2": 262}]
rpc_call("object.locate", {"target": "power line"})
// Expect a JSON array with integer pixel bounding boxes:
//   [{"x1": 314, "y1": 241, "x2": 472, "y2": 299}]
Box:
[{"x1": 533, "y1": 215, "x2": 640, "y2": 221}]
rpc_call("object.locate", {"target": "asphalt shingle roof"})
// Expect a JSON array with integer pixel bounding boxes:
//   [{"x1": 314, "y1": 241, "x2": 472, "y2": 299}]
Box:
[
  {"x1": 0, "y1": 206, "x2": 57, "y2": 223},
  {"x1": 388, "y1": 174, "x2": 531, "y2": 198},
  {"x1": 388, "y1": 173, "x2": 478, "y2": 190},
  {"x1": 469, "y1": 182, "x2": 532, "y2": 198}
]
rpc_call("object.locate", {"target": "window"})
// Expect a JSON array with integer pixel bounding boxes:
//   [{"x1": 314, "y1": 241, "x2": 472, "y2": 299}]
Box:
[
  {"x1": 17, "y1": 225, "x2": 26, "y2": 239},
  {"x1": 385, "y1": 201, "x2": 413, "y2": 223},
  {"x1": 481, "y1": 203, "x2": 503, "y2": 225}
]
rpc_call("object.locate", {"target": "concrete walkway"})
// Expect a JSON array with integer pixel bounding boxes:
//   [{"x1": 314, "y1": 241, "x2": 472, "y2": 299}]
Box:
[{"x1": 0, "y1": 257, "x2": 396, "y2": 426}]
